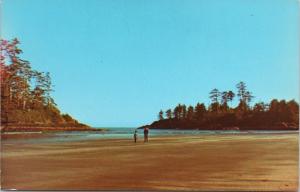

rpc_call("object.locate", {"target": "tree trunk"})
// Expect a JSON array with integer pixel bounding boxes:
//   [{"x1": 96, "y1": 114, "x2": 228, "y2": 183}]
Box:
[{"x1": 23, "y1": 100, "x2": 26, "y2": 110}]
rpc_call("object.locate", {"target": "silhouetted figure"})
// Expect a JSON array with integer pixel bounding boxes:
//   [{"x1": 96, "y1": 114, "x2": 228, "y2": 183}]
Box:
[
  {"x1": 133, "y1": 129, "x2": 138, "y2": 143},
  {"x1": 144, "y1": 127, "x2": 149, "y2": 142}
]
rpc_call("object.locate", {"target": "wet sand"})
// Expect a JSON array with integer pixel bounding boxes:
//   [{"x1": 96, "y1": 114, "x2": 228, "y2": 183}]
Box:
[{"x1": 1, "y1": 133, "x2": 298, "y2": 191}]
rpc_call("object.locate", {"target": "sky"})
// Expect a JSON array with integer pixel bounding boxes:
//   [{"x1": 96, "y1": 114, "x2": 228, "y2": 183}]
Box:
[{"x1": 1, "y1": 0, "x2": 299, "y2": 127}]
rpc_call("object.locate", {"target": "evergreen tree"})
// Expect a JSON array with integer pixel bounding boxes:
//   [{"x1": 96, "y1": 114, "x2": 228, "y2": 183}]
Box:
[
  {"x1": 236, "y1": 81, "x2": 253, "y2": 111},
  {"x1": 173, "y1": 104, "x2": 183, "y2": 119},
  {"x1": 187, "y1": 106, "x2": 194, "y2": 120},
  {"x1": 195, "y1": 103, "x2": 206, "y2": 120},
  {"x1": 209, "y1": 88, "x2": 221, "y2": 113},
  {"x1": 227, "y1": 90, "x2": 235, "y2": 106},
  {"x1": 209, "y1": 88, "x2": 220, "y2": 103},
  {"x1": 253, "y1": 102, "x2": 266, "y2": 112},
  {"x1": 221, "y1": 91, "x2": 230, "y2": 112},
  {"x1": 236, "y1": 81, "x2": 247, "y2": 102},
  {"x1": 182, "y1": 104, "x2": 187, "y2": 119},
  {"x1": 158, "y1": 110, "x2": 164, "y2": 120},
  {"x1": 0, "y1": 38, "x2": 82, "y2": 127},
  {"x1": 166, "y1": 109, "x2": 172, "y2": 119},
  {"x1": 154, "y1": 82, "x2": 298, "y2": 130}
]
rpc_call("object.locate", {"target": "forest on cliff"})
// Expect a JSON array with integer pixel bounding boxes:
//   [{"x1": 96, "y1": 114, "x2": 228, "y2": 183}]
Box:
[
  {"x1": 149, "y1": 82, "x2": 299, "y2": 130},
  {"x1": 0, "y1": 38, "x2": 88, "y2": 130}
]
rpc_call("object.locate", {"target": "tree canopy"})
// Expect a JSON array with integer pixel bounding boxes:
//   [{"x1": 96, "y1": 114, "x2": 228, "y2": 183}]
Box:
[
  {"x1": 154, "y1": 82, "x2": 298, "y2": 130},
  {"x1": 1, "y1": 38, "x2": 86, "y2": 128}
]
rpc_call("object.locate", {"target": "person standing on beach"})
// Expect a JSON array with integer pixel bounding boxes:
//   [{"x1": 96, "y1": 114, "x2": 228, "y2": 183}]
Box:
[
  {"x1": 144, "y1": 127, "x2": 149, "y2": 142},
  {"x1": 133, "y1": 129, "x2": 138, "y2": 143}
]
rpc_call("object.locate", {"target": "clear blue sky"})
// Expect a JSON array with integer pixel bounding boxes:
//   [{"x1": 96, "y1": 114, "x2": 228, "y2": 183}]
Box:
[{"x1": 2, "y1": 0, "x2": 299, "y2": 127}]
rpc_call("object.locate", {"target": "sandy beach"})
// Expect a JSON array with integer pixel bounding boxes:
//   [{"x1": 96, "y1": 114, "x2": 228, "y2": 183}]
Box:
[{"x1": 1, "y1": 133, "x2": 298, "y2": 191}]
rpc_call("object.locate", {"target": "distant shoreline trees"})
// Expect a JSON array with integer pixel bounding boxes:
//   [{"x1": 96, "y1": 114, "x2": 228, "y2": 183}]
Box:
[{"x1": 155, "y1": 82, "x2": 299, "y2": 130}]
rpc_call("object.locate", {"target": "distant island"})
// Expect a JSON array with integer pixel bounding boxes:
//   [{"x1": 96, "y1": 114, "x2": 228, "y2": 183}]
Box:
[
  {"x1": 0, "y1": 38, "x2": 95, "y2": 132},
  {"x1": 141, "y1": 82, "x2": 299, "y2": 130}
]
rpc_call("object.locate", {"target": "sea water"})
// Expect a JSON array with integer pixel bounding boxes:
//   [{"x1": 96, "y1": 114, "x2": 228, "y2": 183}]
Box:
[{"x1": 1, "y1": 127, "x2": 298, "y2": 144}]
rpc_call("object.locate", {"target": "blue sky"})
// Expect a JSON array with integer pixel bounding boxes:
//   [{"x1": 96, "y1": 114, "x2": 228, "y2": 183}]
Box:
[{"x1": 2, "y1": 0, "x2": 299, "y2": 127}]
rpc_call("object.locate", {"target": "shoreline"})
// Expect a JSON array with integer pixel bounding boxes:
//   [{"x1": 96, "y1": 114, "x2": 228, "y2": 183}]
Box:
[
  {"x1": 0, "y1": 126, "x2": 104, "y2": 133},
  {"x1": 1, "y1": 129, "x2": 298, "y2": 142},
  {"x1": 139, "y1": 126, "x2": 299, "y2": 131}
]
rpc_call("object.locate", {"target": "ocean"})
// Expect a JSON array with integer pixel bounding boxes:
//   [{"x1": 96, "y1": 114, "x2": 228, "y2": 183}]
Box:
[{"x1": 2, "y1": 127, "x2": 298, "y2": 144}]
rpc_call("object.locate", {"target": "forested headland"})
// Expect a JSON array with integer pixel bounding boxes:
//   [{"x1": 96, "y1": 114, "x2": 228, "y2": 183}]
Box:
[
  {"x1": 142, "y1": 82, "x2": 299, "y2": 130},
  {"x1": 0, "y1": 38, "x2": 92, "y2": 132}
]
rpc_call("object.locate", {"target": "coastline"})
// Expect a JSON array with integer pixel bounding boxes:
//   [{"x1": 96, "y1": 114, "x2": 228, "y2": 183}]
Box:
[
  {"x1": 0, "y1": 124, "x2": 103, "y2": 133},
  {"x1": 139, "y1": 124, "x2": 299, "y2": 131}
]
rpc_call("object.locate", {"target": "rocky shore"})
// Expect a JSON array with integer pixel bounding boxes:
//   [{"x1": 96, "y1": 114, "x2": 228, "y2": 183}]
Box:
[{"x1": 0, "y1": 124, "x2": 99, "y2": 133}]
